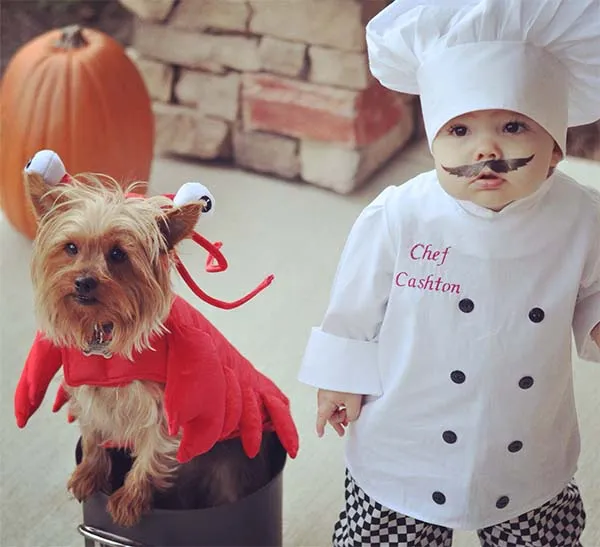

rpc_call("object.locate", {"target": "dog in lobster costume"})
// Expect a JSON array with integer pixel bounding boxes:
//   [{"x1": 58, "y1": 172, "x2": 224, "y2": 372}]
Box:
[{"x1": 14, "y1": 150, "x2": 299, "y2": 527}]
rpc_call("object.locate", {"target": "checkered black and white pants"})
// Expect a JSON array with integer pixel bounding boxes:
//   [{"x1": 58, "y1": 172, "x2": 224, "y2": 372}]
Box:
[{"x1": 333, "y1": 471, "x2": 586, "y2": 546}]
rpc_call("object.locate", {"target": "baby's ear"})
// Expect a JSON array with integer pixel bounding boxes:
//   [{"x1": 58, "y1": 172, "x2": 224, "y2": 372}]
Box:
[
  {"x1": 592, "y1": 322, "x2": 600, "y2": 347},
  {"x1": 550, "y1": 142, "x2": 563, "y2": 168},
  {"x1": 158, "y1": 202, "x2": 202, "y2": 249}
]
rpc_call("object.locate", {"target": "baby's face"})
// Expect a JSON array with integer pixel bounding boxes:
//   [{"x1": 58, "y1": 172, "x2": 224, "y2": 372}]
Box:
[{"x1": 432, "y1": 110, "x2": 562, "y2": 211}]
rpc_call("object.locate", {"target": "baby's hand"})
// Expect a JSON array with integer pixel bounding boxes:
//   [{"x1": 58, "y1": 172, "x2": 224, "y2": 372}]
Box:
[{"x1": 316, "y1": 389, "x2": 363, "y2": 438}]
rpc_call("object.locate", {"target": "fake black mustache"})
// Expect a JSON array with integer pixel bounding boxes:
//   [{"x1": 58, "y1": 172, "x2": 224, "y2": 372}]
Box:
[{"x1": 442, "y1": 154, "x2": 535, "y2": 178}]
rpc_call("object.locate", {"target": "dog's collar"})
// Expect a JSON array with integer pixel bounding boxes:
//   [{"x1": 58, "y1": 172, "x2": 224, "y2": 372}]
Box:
[{"x1": 82, "y1": 323, "x2": 113, "y2": 359}]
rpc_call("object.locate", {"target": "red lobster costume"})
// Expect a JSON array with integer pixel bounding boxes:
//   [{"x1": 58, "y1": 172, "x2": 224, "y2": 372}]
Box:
[{"x1": 14, "y1": 151, "x2": 299, "y2": 463}]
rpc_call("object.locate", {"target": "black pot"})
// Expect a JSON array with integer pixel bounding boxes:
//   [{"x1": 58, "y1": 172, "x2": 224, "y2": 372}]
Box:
[{"x1": 76, "y1": 436, "x2": 287, "y2": 547}]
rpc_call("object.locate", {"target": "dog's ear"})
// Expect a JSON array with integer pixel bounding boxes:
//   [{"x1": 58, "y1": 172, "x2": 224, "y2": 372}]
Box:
[
  {"x1": 159, "y1": 202, "x2": 202, "y2": 249},
  {"x1": 24, "y1": 172, "x2": 65, "y2": 219}
]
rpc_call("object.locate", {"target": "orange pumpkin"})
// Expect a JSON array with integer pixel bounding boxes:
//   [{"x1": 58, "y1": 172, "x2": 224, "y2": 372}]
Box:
[{"x1": 0, "y1": 25, "x2": 155, "y2": 239}]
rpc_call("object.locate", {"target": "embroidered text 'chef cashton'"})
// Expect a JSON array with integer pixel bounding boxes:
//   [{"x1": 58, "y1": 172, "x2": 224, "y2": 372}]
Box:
[{"x1": 395, "y1": 243, "x2": 461, "y2": 294}]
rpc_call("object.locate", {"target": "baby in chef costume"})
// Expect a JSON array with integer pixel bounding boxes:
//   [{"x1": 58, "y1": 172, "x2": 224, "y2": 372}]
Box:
[{"x1": 298, "y1": 0, "x2": 600, "y2": 545}]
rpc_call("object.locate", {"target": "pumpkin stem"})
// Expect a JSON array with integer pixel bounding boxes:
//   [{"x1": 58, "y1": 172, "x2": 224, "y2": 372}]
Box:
[{"x1": 55, "y1": 25, "x2": 88, "y2": 49}]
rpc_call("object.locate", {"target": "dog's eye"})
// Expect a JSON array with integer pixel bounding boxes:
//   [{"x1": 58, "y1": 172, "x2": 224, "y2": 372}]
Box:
[
  {"x1": 109, "y1": 246, "x2": 127, "y2": 263},
  {"x1": 65, "y1": 243, "x2": 78, "y2": 256}
]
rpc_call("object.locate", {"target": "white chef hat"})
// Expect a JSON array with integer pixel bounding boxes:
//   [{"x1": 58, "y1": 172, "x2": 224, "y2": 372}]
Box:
[{"x1": 366, "y1": 0, "x2": 600, "y2": 154}]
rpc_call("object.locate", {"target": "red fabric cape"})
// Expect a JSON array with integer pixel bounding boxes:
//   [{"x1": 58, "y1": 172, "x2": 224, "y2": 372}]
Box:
[{"x1": 14, "y1": 296, "x2": 299, "y2": 463}]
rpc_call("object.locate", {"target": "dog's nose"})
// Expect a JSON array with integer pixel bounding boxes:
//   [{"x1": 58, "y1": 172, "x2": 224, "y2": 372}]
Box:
[{"x1": 74, "y1": 276, "x2": 98, "y2": 295}]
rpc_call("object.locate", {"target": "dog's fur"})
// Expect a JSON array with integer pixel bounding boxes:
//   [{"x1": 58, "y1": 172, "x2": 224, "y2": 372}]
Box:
[{"x1": 26, "y1": 172, "x2": 271, "y2": 527}]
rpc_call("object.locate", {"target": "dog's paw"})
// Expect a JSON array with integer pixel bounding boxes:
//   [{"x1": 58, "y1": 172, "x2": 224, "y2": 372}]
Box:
[
  {"x1": 67, "y1": 464, "x2": 110, "y2": 501},
  {"x1": 107, "y1": 486, "x2": 151, "y2": 527}
]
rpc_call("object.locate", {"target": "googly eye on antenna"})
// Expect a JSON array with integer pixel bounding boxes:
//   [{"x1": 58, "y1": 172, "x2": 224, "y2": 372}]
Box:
[
  {"x1": 23, "y1": 149, "x2": 72, "y2": 185},
  {"x1": 172, "y1": 182, "x2": 215, "y2": 216}
]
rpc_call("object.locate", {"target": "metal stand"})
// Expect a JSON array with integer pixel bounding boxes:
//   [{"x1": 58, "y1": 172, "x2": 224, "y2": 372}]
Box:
[
  {"x1": 78, "y1": 525, "x2": 144, "y2": 547},
  {"x1": 76, "y1": 437, "x2": 287, "y2": 547}
]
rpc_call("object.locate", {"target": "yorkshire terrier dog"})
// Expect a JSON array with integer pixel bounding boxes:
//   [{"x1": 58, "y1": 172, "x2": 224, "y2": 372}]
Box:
[{"x1": 15, "y1": 151, "x2": 299, "y2": 527}]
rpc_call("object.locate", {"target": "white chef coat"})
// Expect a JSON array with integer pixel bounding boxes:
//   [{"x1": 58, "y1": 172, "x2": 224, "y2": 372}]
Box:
[{"x1": 299, "y1": 169, "x2": 600, "y2": 529}]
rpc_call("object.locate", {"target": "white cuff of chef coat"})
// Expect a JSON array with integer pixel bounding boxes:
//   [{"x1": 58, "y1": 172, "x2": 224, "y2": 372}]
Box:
[
  {"x1": 298, "y1": 328, "x2": 382, "y2": 395},
  {"x1": 573, "y1": 292, "x2": 600, "y2": 363}
]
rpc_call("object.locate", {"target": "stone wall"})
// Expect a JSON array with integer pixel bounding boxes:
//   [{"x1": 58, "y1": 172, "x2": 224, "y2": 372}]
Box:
[
  {"x1": 119, "y1": 0, "x2": 418, "y2": 193},
  {"x1": 567, "y1": 122, "x2": 600, "y2": 163}
]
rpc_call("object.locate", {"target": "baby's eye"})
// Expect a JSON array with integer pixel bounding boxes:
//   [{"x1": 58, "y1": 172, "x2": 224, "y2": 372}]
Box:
[
  {"x1": 503, "y1": 121, "x2": 528, "y2": 134},
  {"x1": 448, "y1": 125, "x2": 468, "y2": 137}
]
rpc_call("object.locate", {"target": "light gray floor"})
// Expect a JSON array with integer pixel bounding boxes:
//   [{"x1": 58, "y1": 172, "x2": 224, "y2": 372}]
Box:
[{"x1": 1, "y1": 141, "x2": 598, "y2": 546}]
